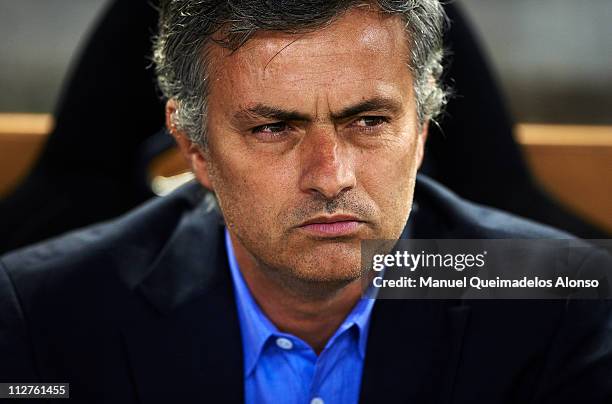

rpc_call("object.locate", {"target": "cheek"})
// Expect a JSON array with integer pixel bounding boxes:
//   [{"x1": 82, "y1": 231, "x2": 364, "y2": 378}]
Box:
[
  {"x1": 206, "y1": 143, "x2": 296, "y2": 234},
  {"x1": 358, "y1": 130, "x2": 420, "y2": 231},
  {"x1": 360, "y1": 127, "x2": 419, "y2": 184}
]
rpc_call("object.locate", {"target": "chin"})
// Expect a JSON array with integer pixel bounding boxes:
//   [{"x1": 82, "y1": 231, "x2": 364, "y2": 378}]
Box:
[{"x1": 287, "y1": 242, "x2": 363, "y2": 283}]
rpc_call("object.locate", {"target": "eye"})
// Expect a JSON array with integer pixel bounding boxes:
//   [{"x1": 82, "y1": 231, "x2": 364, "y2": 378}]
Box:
[
  {"x1": 250, "y1": 122, "x2": 290, "y2": 141},
  {"x1": 346, "y1": 116, "x2": 389, "y2": 136},
  {"x1": 252, "y1": 122, "x2": 287, "y2": 133},
  {"x1": 351, "y1": 116, "x2": 388, "y2": 129}
]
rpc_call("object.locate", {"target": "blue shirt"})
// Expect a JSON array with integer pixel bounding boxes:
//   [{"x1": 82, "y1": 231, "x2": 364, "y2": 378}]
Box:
[{"x1": 225, "y1": 229, "x2": 375, "y2": 404}]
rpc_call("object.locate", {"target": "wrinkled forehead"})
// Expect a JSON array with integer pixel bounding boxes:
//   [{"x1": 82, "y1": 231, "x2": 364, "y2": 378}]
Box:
[{"x1": 206, "y1": 8, "x2": 412, "y2": 109}]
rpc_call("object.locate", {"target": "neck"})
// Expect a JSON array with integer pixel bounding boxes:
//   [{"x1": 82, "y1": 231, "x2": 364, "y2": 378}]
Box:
[{"x1": 230, "y1": 233, "x2": 362, "y2": 354}]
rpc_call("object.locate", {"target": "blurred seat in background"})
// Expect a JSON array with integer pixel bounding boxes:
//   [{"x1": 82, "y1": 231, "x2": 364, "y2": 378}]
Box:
[
  {"x1": 421, "y1": 4, "x2": 608, "y2": 238},
  {"x1": 0, "y1": 0, "x2": 607, "y2": 254},
  {"x1": 0, "y1": 0, "x2": 165, "y2": 253}
]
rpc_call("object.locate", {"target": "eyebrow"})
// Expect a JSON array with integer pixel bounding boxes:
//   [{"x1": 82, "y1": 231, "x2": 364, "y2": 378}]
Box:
[
  {"x1": 332, "y1": 96, "x2": 403, "y2": 120},
  {"x1": 233, "y1": 105, "x2": 311, "y2": 123},
  {"x1": 233, "y1": 96, "x2": 403, "y2": 124}
]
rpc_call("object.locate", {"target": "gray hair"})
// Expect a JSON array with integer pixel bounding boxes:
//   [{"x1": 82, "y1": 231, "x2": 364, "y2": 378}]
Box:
[{"x1": 154, "y1": 0, "x2": 448, "y2": 146}]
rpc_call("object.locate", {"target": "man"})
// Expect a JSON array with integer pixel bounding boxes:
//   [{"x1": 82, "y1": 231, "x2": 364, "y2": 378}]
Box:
[{"x1": 1, "y1": 1, "x2": 610, "y2": 403}]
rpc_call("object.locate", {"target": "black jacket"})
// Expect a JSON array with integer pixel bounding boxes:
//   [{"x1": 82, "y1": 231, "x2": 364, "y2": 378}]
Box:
[{"x1": 1, "y1": 175, "x2": 611, "y2": 403}]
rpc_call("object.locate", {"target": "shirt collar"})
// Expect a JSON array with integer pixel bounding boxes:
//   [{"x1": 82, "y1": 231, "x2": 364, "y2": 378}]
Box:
[
  {"x1": 224, "y1": 228, "x2": 375, "y2": 375},
  {"x1": 225, "y1": 229, "x2": 277, "y2": 376},
  {"x1": 342, "y1": 291, "x2": 374, "y2": 359}
]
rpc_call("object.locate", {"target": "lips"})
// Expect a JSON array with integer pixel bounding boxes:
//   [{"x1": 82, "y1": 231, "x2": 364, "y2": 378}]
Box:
[{"x1": 298, "y1": 215, "x2": 364, "y2": 237}]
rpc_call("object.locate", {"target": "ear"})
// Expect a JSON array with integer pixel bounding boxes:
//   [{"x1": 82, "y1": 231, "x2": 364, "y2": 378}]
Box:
[
  {"x1": 165, "y1": 99, "x2": 214, "y2": 190},
  {"x1": 415, "y1": 120, "x2": 429, "y2": 170}
]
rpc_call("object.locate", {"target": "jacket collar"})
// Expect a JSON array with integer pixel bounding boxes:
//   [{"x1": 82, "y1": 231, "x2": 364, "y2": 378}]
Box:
[
  {"x1": 137, "y1": 191, "x2": 226, "y2": 314},
  {"x1": 123, "y1": 186, "x2": 245, "y2": 403},
  {"x1": 358, "y1": 185, "x2": 471, "y2": 404}
]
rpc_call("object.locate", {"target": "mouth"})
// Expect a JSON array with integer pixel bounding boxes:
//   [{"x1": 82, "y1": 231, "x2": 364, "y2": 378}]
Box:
[{"x1": 297, "y1": 215, "x2": 365, "y2": 238}]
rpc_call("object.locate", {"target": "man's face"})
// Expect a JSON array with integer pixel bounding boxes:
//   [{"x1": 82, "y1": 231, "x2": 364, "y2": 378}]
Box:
[{"x1": 193, "y1": 9, "x2": 426, "y2": 284}]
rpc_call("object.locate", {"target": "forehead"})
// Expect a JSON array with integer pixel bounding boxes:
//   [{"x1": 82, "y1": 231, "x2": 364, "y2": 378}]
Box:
[{"x1": 207, "y1": 8, "x2": 412, "y2": 113}]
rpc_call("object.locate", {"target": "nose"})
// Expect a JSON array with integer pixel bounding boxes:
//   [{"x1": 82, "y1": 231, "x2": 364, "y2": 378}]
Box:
[{"x1": 298, "y1": 126, "x2": 356, "y2": 199}]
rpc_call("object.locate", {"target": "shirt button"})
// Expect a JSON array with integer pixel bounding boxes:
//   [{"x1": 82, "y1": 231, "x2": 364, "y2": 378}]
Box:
[
  {"x1": 275, "y1": 337, "x2": 293, "y2": 350},
  {"x1": 311, "y1": 398, "x2": 324, "y2": 404}
]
